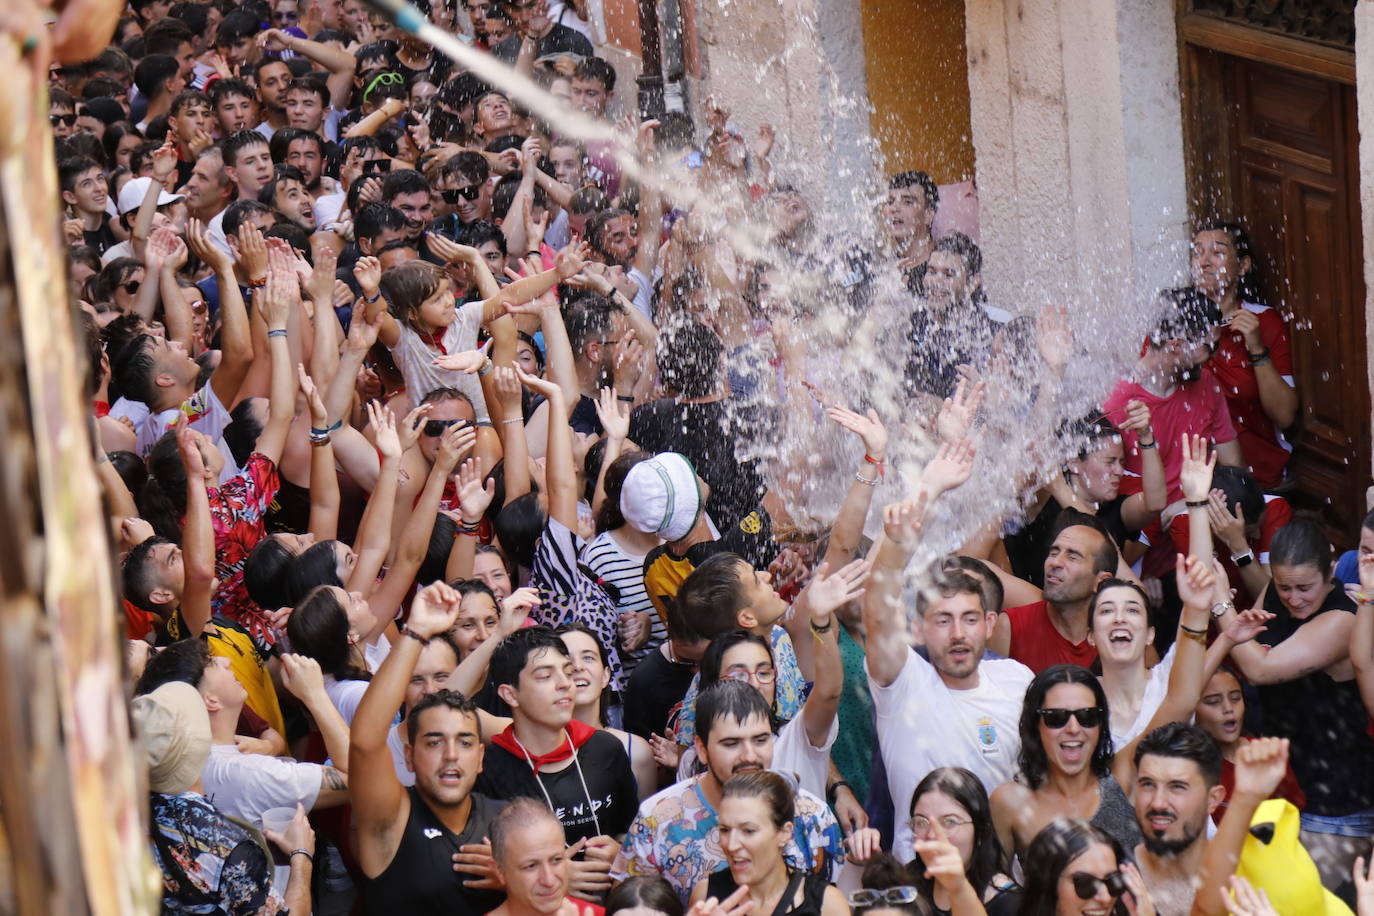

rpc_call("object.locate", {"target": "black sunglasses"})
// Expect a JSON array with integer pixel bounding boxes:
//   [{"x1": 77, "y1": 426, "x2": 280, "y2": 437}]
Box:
[
  {"x1": 422, "y1": 417, "x2": 471, "y2": 437},
  {"x1": 1036, "y1": 706, "x2": 1103, "y2": 729},
  {"x1": 361, "y1": 158, "x2": 393, "y2": 174},
  {"x1": 121, "y1": 280, "x2": 142, "y2": 295},
  {"x1": 441, "y1": 184, "x2": 482, "y2": 203},
  {"x1": 51, "y1": 113, "x2": 78, "y2": 126},
  {"x1": 1071, "y1": 871, "x2": 1129, "y2": 901}
]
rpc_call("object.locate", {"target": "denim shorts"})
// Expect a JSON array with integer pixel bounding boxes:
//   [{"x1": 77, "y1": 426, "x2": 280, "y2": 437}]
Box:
[{"x1": 1300, "y1": 807, "x2": 1374, "y2": 838}]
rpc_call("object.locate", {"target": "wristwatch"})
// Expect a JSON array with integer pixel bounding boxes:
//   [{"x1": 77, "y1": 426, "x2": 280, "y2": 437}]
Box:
[
  {"x1": 1231, "y1": 549, "x2": 1255, "y2": 568},
  {"x1": 1210, "y1": 599, "x2": 1235, "y2": 619}
]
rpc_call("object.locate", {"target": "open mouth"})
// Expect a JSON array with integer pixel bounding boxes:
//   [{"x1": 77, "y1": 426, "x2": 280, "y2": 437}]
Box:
[
  {"x1": 437, "y1": 768, "x2": 464, "y2": 785},
  {"x1": 1108, "y1": 628, "x2": 1133, "y2": 645},
  {"x1": 572, "y1": 677, "x2": 591, "y2": 690},
  {"x1": 1148, "y1": 812, "x2": 1175, "y2": 832},
  {"x1": 1059, "y1": 740, "x2": 1086, "y2": 764}
]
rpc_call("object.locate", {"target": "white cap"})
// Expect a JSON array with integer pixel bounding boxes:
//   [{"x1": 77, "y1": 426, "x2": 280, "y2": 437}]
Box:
[
  {"x1": 620, "y1": 453, "x2": 703, "y2": 542},
  {"x1": 117, "y1": 176, "x2": 184, "y2": 216}
]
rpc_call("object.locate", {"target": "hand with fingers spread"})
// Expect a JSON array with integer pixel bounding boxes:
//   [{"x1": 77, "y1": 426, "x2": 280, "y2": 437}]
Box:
[
  {"x1": 435, "y1": 421, "x2": 478, "y2": 474},
  {"x1": 921, "y1": 438, "x2": 976, "y2": 497},
  {"x1": 594, "y1": 387, "x2": 631, "y2": 442},
  {"x1": 1179, "y1": 433, "x2": 1217, "y2": 503},
  {"x1": 237, "y1": 221, "x2": 269, "y2": 285},
  {"x1": 882, "y1": 493, "x2": 929, "y2": 552},
  {"x1": 395, "y1": 404, "x2": 433, "y2": 454},
  {"x1": 825, "y1": 404, "x2": 887, "y2": 461},
  {"x1": 425, "y1": 231, "x2": 481, "y2": 267},
  {"x1": 305, "y1": 246, "x2": 338, "y2": 305},
  {"x1": 649, "y1": 731, "x2": 683, "y2": 769},
  {"x1": 353, "y1": 256, "x2": 383, "y2": 301},
  {"x1": 1223, "y1": 607, "x2": 1273, "y2": 646},
  {"x1": 367, "y1": 401, "x2": 403, "y2": 460},
  {"x1": 187, "y1": 218, "x2": 232, "y2": 274},
  {"x1": 935, "y1": 378, "x2": 985, "y2": 444},
  {"x1": 1222, "y1": 875, "x2": 1278, "y2": 916},
  {"x1": 433, "y1": 349, "x2": 491, "y2": 374},
  {"x1": 799, "y1": 558, "x2": 872, "y2": 622},
  {"x1": 456, "y1": 457, "x2": 495, "y2": 525},
  {"x1": 1207, "y1": 489, "x2": 1249, "y2": 553},
  {"x1": 452, "y1": 840, "x2": 501, "y2": 888},
  {"x1": 1034, "y1": 303, "x2": 1074, "y2": 373},
  {"x1": 555, "y1": 242, "x2": 589, "y2": 280},
  {"x1": 149, "y1": 227, "x2": 188, "y2": 274},
  {"x1": 150, "y1": 135, "x2": 179, "y2": 185}
]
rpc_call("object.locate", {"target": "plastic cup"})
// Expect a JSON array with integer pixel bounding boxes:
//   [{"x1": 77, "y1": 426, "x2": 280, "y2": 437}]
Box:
[{"x1": 261, "y1": 806, "x2": 297, "y2": 836}]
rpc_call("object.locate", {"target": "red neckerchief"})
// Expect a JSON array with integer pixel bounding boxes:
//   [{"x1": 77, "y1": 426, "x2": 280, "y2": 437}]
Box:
[
  {"x1": 418, "y1": 326, "x2": 449, "y2": 355},
  {"x1": 491, "y1": 720, "x2": 596, "y2": 767},
  {"x1": 93, "y1": 400, "x2": 111, "y2": 418}
]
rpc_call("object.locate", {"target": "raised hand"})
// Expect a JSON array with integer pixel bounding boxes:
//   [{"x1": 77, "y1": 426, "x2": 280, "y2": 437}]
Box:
[
  {"x1": 409, "y1": 580, "x2": 463, "y2": 638},
  {"x1": 593, "y1": 387, "x2": 631, "y2": 442},
  {"x1": 1034, "y1": 303, "x2": 1074, "y2": 373},
  {"x1": 237, "y1": 221, "x2": 269, "y2": 284},
  {"x1": 297, "y1": 364, "x2": 327, "y2": 426},
  {"x1": 279, "y1": 653, "x2": 327, "y2": 701},
  {"x1": 118, "y1": 517, "x2": 156, "y2": 548},
  {"x1": 186, "y1": 218, "x2": 231, "y2": 273},
  {"x1": 1223, "y1": 875, "x2": 1279, "y2": 916},
  {"x1": 1353, "y1": 856, "x2": 1374, "y2": 916},
  {"x1": 305, "y1": 245, "x2": 338, "y2": 305},
  {"x1": 1117, "y1": 398, "x2": 1154, "y2": 441},
  {"x1": 935, "y1": 378, "x2": 985, "y2": 444},
  {"x1": 1179, "y1": 433, "x2": 1217, "y2": 503},
  {"x1": 687, "y1": 884, "x2": 755, "y2": 916},
  {"x1": 425, "y1": 231, "x2": 480, "y2": 267},
  {"x1": 175, "y1": 418, "x2": 213, "y2": 484},
  {"x1": 150, "y1": 135, "x2": 178, "y2": 185},
  {"x1": 395, "y1": 403, "x2": 432, "y2": 454},
  {"x1": 799, "y1": 557, "x2": 872, "y2": 621},
  {"x1": 612, "y1": 330, "x2": 645, "y2": 391},
  {"x1": 367, "y1": 401, "x2": 403, "y2": 460},
  {"x1": 491, "y1": 365, "x2": 524, "y2": 421},
  {"x1": 456, "y1": 457, "x2": 495, "y2": 524},
  {"x1": 555, "y1": 241, "x2": 589, "y2": 280},
  {"x1": 1207, "y1": 490, "x2": 1249, "y2": 552},
  {"x1": 514, "y1": 364, "x2": 560, "y2": 399},
  {"x1": 1175, "y1": 553, "x2": 1217, "y2": 608},
  {"x1": 1224, "y1": 608, "x2": 1273, "y2": 646},
  {"x1": 499, "y1": 587, "x2": 541, "y2": 634},
  {"x1": 649, "y1": 731, "x2": 683, "y2": 769},
  {"x1": 148, "y1": 226, "x2": 187, "y2": 273},
  {"x1": 882, "y1": 492, "x2": 929, "y2": 552},
  {"x1": 345, "y1": 301, "x2": 385, "y2": 353},
  {"x1": 436, "y1": 420, "x2": 478, "y2": 473},
  {"x1": 825, "y1": 404, "x2": 887, "y2": 462},
  {"x1": 921, "y1": 438, "x2": 976, "y2": 497},
  {"x1": 353, "y1": 255, "x2": 382, "y2": 299},
  {"x1": 1232, "y1": 736, "x2": 1290, "y2": 801},
  {"x1": 914, "y1": 819, "x2": 972, "y2": 897}
]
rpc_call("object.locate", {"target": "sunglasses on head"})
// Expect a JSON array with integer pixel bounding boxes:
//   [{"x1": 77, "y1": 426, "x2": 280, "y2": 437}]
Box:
[
  {"x1": 441, "y1": 184, "x2": 482, "y2": 203},
  {"x1": 422, "y1": 417, "x2": 471, "y2": 437},
  {"x1": 848, "y1": 888, "x2": 918, "y2": 908},
  {"x1": 1036, "y1": 706, "x2": 1104, "y2": 729},
  {"x1": 1071, "y1": 871, "x2": 1129, "y2": 901},
  {"x1": 51, "y1": 113, "x2": 78, "y2": 126}
]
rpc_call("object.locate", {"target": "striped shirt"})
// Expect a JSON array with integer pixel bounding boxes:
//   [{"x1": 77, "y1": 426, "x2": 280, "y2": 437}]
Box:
[{"x1": 582, "y1": 531, "x2": 662, "y2": 674}]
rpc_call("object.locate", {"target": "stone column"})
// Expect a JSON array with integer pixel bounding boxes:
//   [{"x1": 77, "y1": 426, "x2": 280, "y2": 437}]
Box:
[{"x1": 964, "y1": 0, "x2": 1191, "y2": 318}]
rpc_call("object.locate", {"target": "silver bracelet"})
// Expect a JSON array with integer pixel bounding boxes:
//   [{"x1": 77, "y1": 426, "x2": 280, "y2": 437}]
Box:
[{"x1": 854, "y1": 472, "x2": 879, "y2": 487}]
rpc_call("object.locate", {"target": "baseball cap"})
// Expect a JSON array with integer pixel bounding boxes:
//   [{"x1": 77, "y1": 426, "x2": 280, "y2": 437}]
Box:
[
  {"x1": 117, "y1": 176, "x2": 184, "y2": 216},
  {"x1": 620, "y1": 452, "x2": 703, "y2": 542},
  {"x1": 131, "y1": 681, "x2": 211, "y2": 794}
]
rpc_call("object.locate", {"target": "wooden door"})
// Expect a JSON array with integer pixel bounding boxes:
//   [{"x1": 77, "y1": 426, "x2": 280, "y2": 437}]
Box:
[{"x1": 1183, "y1": 40, "x2": 1370, "y2": 542}]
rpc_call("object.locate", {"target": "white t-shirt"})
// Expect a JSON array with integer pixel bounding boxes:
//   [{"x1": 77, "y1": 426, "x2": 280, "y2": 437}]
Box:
[
  {"x1": 389, "y1": 301, "x2": 490, "y2": 419},
  {"x1": 870, "y1": 650, "x2": 1033, "y2": 857},
  {"x1": 202, "y1": 744, "x2": 324, "y2": 823},
  {"x1": 1108, "y1": 643, "x2": 1177, "y2": 753},
  {"x1": 323, "y1": 675, "x2": 369, "y2": 726},
  {"x1": 388, "y1": 721, "x2": 416, "y2": 787},
  {"x1": 134, "y1": 382, "x2": 240, "y2": 484},
  {"x1": 314, "y1": 191, "x2": 346, "y2": 232},
  {"x1": 773, "y1": 712, "x2": 838, "y2": 800}
]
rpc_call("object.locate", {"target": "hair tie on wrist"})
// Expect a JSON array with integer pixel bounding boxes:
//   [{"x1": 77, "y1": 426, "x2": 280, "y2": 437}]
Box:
[
  {"x1": 289, "y1": 849, "x2": 313, "y2": 864},
  {"x1": 310, "y1": 419, "x2": 342, "y2": 437},
  {"x1": 1185, "y1": 499, "x2": 1209, "y2": 508},
  {"x1": 267, "y1": 328, "x2": 287, "y2": 339}
]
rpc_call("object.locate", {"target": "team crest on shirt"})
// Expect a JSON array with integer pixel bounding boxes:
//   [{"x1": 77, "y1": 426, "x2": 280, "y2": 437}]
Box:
[
  {"x1": 739, "y1": 512, "x2": 763, "y2": 535},
  {"x1": 977, "y1": 717, "x2": 998, "y2": 753}
]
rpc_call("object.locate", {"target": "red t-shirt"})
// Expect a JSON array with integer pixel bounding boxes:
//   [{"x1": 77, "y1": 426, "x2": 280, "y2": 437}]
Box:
[
  {"x1": 486, "y1": 900, "x2": 604, "y2": 916},
  {"x1": 1004, "y1": 600, "x2": 1097, "y2": 673},
  {"x1": 1103, "y1": 369, "x2": 1238, "y2": 505},
  {"x1": 1166, "y1": 496, "x2": 1291, "y2": 606},
  {"x1": 1206, "y1": 304, "x2": 1294, "y2": 488},
  {"x1": 1213, "y1": 756, "x2": 1306, "y2": 825}
]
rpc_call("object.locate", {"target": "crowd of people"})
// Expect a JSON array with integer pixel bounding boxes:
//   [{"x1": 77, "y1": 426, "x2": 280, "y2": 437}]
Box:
[{"x1": 28, "y1": 0, "x2": 1374, "y2": 911}]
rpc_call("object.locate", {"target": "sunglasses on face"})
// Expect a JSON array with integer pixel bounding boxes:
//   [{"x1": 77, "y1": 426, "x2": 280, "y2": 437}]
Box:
[
  {"x1": 51, "y1": 113, "x2": 78, "y2": 127},
  {"x1": 1071, "y1": 871, "x2": 1129, "y2": 901},
  {"x1": 188, "y1": 299, "x2": 209, "y2": 314},
  {"x1": 848, "y1": 888, "x2": 918, "y2": 907},
  {"x1": 361, "y1": 158, "x2": 392, "y2": 174},
  {"x1": 422, "y1": 417, "x2": 471, "y2": 437},
  {"x1": 273, "y1": 9, "x2": 299, "y2": 21},
  {"x1": 1036, "y1": 706, "x2": 1104, "y2": 729},
  {"x1": 441, "y1": 184, "x2": 482, "y2": 203}
]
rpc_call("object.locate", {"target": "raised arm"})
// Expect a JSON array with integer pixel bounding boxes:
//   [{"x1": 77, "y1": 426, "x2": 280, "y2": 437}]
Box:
[
  {"x1": 298, "y1": 366, "x2": 340, "y2": 541},
  {"x1": 259, "y1": 28, "x2": 356, "y2": 108},
  {"x1": 349, "y1": 581, "x2": 461, "y2": 875},
  {"x1": 448, "y1": 588, "x2": 538, "y2": 699},
  {"x1": 280, "y1": 654, "x2": 351, "y2": 770},
  {"x1": 305, "y1": 247, "x2": 342, "y2": 387},
  {"x1": 1117, "y1": 399, "x2": 1166, "y2": 526},
  {"x1": 252, "y1": 245, "x2": 301, "y2": 464},
  {"x1": 820, "y1": 405, "x2": 887, "y2": 567},
  {"x1": 445, "y1": 457, "x2": 495, "y2": 582},
  {"x1": 517, "y1": 366, "x2": 576, "y2": 529},
  {"x1": 177, "y1": 420, "x2": 215, "y2": 638},
  {"x1": 426, "y1": 232, "x2": 501, "y2": 300},
  {"x1": 487, "y1": 244, "x2": 586, "y2": 322},
  {"x1": 352, "y1": 256, "x2": 401, "y2": 349},
  {"x1": 189, "y1": 218, "x2": 254, "y2": 407},
  {"x1": 324, "y1": 302, "x2": 383, "y2": 427},
  {"x1": 488, "y1": 366, "x2": 531, "y2": 503},
  {"x1": 589, "y1": 388, "x2": 629, "y2": 516},
  {"x1": 346, "y1": 402, "x2": 403, "y2": 592},
  {"x1": 1207, "y1": 490, "x2": 1270, "y2": 598},
  {"x1": 1179, "y1": 433, "x2": 1217, "y2": 562},
  {"x1": 796, "y1": 558, "x2": 870, "y2": 746}
]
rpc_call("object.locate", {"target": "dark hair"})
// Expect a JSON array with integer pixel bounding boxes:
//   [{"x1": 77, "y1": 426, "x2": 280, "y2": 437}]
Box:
[
  {"x1": 285, "y1": 75, "x2": 329, "y2": 107},
  {"x1": 418, "y1": 513, "x2": 457, "y2": 586},
  {"x1": 209, "y1": 77, "x2": 256, "y2": 106},
  {"x1": 122, "y1": 536, "x2": 175, "y2": 611},
  {"x1": 101, "y1": 122, "x2": 143, "y2": 164},
  {"x1": 139, "y1": 430, "x2": 191, "y2": 543},
  {"x1": 1019, "y1": 819, "x2": 1130, "y2": 916},
  {"x1": 604, "y1": 876, "x2": 684, "y2": 916},
  {"x1": 133, "y1": 54, "x2": 179, "y2": 99},
  {"x1": 1087, "y1": 577, "x2": 1151, "y2": 630},
  {"x1": 657, "y1": 319, "x2": 723, "y2": 399},
  {"x1": 444, "y1": 149, "x2": 490, "y2": 185},
  {"x1": 381, "y1": 168, "x2": 431, "y2": 201},
  {"x1": 216, "y1": 10, "x2": 261, "y2": 47},
  {"x1": 109, "y1": 450, "x2": 149, "y2": 497},
  {"x1": 287, "y1": 585, "x2": 374, "y2": 682},
  {"x1": 493, "y1": 491, "x2": 545, "y2": 571},
  {"x1": 270, "y1": 126, "x2": 325, "y2": 163},
  {"x1": 457, "y1": 218, "x2": 506, "y2": 254},
  {"x1": 931, "y1": 231, "x2": 981, "y2": 278},
  {"x1": 169, "y1": 91, "x2": 212, "y2": 121},
  {"x1": 407, "y1": 688, "x2": 482, "y2": 744},
  {"x1": 222, "y1": 129, "x2": 270, "y2": 168},
  {"x1": 941, "y1": 556, "x2": 1004, "y2": 615},
  {"x1": 223, "y1": 199, "x2": 275, "y2": 239},
  {"x1": 695, "y1": 677, "x2": 772, "y2": 744},
  {"x1": 134, "y1": 637, "x2": 211, "y2": 696},
  {"x1": 908, "y1": 767, "x2": 1006, "y2": 901},
  {"x1": 1150, "y1": 287, "x2": 1221, "y2": 347},
  {"x1": 564, "y1": 293, "x2": 624, "y2": 355},
  {"x1": 59, "y1": 155, "x2": 102, "y2": 194},
  {"x1": 1017, "y1": 665, "x2": 1113, "y2": 790},
  {"x1": 1133, "y1": 721, "x2": 1223, "y2": 788},
  {"x1": 288, "y1": 539, "x2": 346, "y2": 603},
  {"x1": 1048, "y1": 509, "x2": 1119, "y2": 578},
  {"x1": 222, "y1": 397, "x2": 267, "y2": 467},
  {"x1": 889, "y1": 170, "x2": 939, "y2": 210},
  {"x1": 554, "y1": 621, "x2": 613, "y2": 725},
  {"x1": 355, "y1": 202, "x2": 408, "y2": 243},
  {"x1": 488, "y1": 626, "x2": 570, "y2": 690},
  {"x1": 1210, "y1": 465, "x2": 1264, "y2": 528},
  {"x1": 1268, "y1": 518, "x2": 1333, "y2": 573},
  {"x1": 584, "y1": 208, "x2": 631, "y2": 261},
  {"x1": 721, "y1": 770, "x2": 794, "y2": 829},
  {"x1": 572, "y1": 56, "x2": 616, "y2": 93},
  {"x1": 671, "y1": 553, "x2": 750, "y2": 645},
  {"x1": 1193, "y1": 221, "x2": 1262, "y2": 304},
  {"x1": 595, "y1": 450, "x2": 650, "y2": 533},
  {"x1": 144, "y1": 18, "x2": 194, "y2": 55},
  {"x1": 265, "y1": 221, "x2": 313, "y2": 259},
  {"x1": 699, "y1": 630, "x2": 776, "y2": 720},
  {"x1": 914, "y1": 567, "x2": 985, "y2": 617},
  {"x1": 244, "y1": 534, "x2": 298, "y2": 610}
]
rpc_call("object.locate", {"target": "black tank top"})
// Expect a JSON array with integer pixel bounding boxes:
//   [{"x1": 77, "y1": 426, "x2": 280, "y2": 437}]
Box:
[
  {"x1": 705, "y1": 868, "x2": 828, "y2": 916},
  {"x1": 1258, "y1": 585, "x2": 1374, "y2": 815},
  {"x1": 360, "y1": 788, "x2": 507, "y2": 915}
]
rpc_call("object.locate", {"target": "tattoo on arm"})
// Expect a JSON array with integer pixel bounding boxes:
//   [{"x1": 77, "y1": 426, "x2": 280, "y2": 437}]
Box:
[{"x1": 322, "y1": 766, "x2": 348, "y2": 792}]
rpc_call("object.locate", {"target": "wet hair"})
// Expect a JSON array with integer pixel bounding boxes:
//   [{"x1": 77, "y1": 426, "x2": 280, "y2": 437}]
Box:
[
  {"x1": 1193, "y1": 220, "x2": 1263, "y2": 304},
  {"x1": 270, "y1": 127, "x2": 325, "y2": 163},
  {"x1": 381, "y1": 167, "x2": 430, "y2": 202},
  {"x1": 856, "y1": 854, "x2": 930, "y2": 915},
  {"x1": 671, "y1": 553, "x2": 751, "y2": 645},
  {"x1": 144, "y1": 17, "x2": 194, "y2": 55},
  {"x1": 695, "y1": 677, "x2": 771, "y2": 744},
  {"x1": 407, "y1": 688, "x2": 482, "y2": 744},
  {"x1": 355, "y1": 202, "x2": 408, "y2": 245},
  {"x1": 287, "y1": 539, "x2": 346, "y2": 603},
  {"x1": 216, "y1": 10, "x2": 261, "y2": 47},
  {"x1": 889, "y1": 170, "x2": 939, "y2": 210},
  {"x1": 914, "y1": 567, "x2": 985, "y2": 617},
  {"x1": 1017, "y1": 664, "x2": 1113, "y2": 790},
  {"x1": 490, "y1": 796, "x2": 562, "y2": 864},
  {"x1": 285, "y1": 75, "x2": 329, "y2": 107},
  {"x1": 721, "y1": 770, "x2": 794, "y2": 829},
  {"x1": 657, "y1": 319, "x2": 723, "y2": 399},
  {"x1": 572, "y1": 56, "x2": 616, "y2": 94},
  {"x1": 443, "y1": 149, "x2": 489, "y2": 185},
  {"x1": 1133, "y1": 721, "x2": 1222, "y2": 788},
  {"x1": 584, "y1": 208, "x2": 632, "y2": 261},
  {"x1": 594, "y1": 450, "x2": 650, "y2": 534},
  {"x1": 265, "y1": 221, "x2": 312, "y2": 259},
  {"x1": 604, "y1": 876, "x2": 684, "y2": 916},
  {"x1": 222, "y1": 129, "x2": 271, "y2": 168},
  {"x1": 380, "y1": 260, "x2": 447, "y2": 328},
  {"x1": 1019, "y1": 819, "x2": 1130, "y2": 916},
  {"x1": 209, "y1": 77, "x2": 255, "y2": 107},
  {"x1": 109, "y1": 450, "x2": 148, "y2": 497},
  {"x1": 169, "y1": 90, "x2": 212, "y2": 120},
  {"x1": 134, "y1": 637, "x2": 211, "y2": 696},
  {"x1": 563, "y1": 292, "x2": 623, "y2": 356},
  {"x1": 908, "y1": 766, "x2": 1006, "y2": 901},
  {"x1": 931, "y1": 231, "x2": 981, "y2": 279},
  {"x1": 1149, "y1": 286, "x2": 1221, "y2": 347},
  {"x1": 111, "y1": 333, "x2": 160, "y2": 407},
  {"x1": 569, "y1": 184, "x2": 609, "y2": 216},
  {"x1": 941, "y1": 556, "x2": 1004, "y2": 615},
  {"x1": 1267, "y1": 517, "x2": 1333, "y2": 572},
  {"x1": 488, "y1": 625, "x2": 571, "y2": 691},
  {"x1": 457, "y1": 218, "x2": 506, "y2": 254},
  {"x1": 1210, "y1": 465, "x2": 1264, "y2": 528},
  {"x1": 133, "y1": 55, "x2": 179, "y2": 99},
  {"x1": 1048, "y1": 508, "x2": 1119, "y2": 578},
  {"x1": 122, "y1": 535, "x2": 176, "y2": 612},
  {"x1": 244, "y1": 534, "x2": 298, "y2": 610},
  {"x1": 287, "y1": 585, "x2": 373, "y2": 682}
]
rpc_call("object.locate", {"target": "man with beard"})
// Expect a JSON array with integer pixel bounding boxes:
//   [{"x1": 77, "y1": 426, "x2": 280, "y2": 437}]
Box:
[
  {"x1": 1131, "y1": 723, "x2": 1225, "y2": 915},
  {"x1": 611, "y1": 680, "x2": 844, "y2": 905},
  {"x1": 906, "y1": 233, "x2": 997, "y2": 398},
  {"x1": 350, "y1": 581, "x2": 507, "y2": 914},
  {"x1": 270, "y1": 129, "x2": 333, "y2": 203},
  {"x1": 865, "y1": 456, "x2": 1035, "y2": 863},
  {"x1": 258, "y1": 166, "x2": 315, "y2": 231},
  {"x1": 248, "y1": 58, "x2": 293, "y2": 138},
  {"x1": 988, "y1": 511, "x2": 1120, "y2": 673}
]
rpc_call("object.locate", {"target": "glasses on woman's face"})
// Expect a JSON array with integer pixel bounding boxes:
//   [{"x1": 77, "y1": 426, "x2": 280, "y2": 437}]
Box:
[
  {"x1": 1070, "y1": 870, "x2": 1129, "y2": 901},
  {"x1": 910, "y1": 815, "x2": 973, "y2": 835},
  {"x1": 848, "y1": 888, "x2": 918, "y2": 907},
  {"x1": 724, "y1": 665, "x2": 775, "y2": 685},
  {"x1": 1036, "y1": 706, "x2": 1103, "y2": 729}
]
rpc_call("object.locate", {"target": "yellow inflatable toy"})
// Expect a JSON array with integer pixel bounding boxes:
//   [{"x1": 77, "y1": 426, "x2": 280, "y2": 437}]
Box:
[{"x1": 1233, "y1": 799, "x2": 1352, "y2": 916}]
